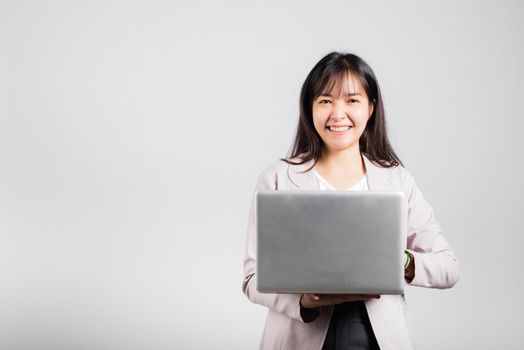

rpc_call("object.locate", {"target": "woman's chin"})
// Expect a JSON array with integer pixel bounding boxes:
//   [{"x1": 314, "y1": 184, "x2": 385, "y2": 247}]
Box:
[{"x1": 323, "y1": 140, "x2": 358, "y2": 153}]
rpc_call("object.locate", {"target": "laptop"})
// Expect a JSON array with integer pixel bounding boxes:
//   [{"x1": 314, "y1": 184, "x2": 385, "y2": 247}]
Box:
[{"x1": 256, "y1": 190, "x2": 407, "y2": 294}]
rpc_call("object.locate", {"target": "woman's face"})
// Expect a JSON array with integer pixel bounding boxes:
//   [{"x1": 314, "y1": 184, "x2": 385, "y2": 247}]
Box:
[{"x1": 312, "y1": 74, "x2": 374, "y2": 154}]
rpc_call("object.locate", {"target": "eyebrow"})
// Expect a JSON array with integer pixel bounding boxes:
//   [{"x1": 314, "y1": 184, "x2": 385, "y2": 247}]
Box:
[{"x1": 319, "y1": 92, "x2": 362, "y2": 97}]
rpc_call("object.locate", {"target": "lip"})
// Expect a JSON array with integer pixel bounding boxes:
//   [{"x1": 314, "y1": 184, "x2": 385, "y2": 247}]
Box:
[{"x1": 326, "y1": 125, "x2": 352, "y2": 136}]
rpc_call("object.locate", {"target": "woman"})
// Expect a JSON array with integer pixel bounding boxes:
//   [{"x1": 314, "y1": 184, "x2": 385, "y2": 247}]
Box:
[{"x1": 241, "y1": 52, "x2": 459, "y2": 350}]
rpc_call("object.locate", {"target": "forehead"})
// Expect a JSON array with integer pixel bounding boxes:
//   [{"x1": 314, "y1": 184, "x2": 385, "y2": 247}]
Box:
[{"x1": 320, "y1": 72, "x2": 365, "y2": 97}]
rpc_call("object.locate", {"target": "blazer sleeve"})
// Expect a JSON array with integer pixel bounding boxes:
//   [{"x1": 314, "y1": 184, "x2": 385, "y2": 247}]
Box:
[
  {"x1": 241, "y1": 164, "x2": 320, "y2": 323},
  {"x1": 403, "y1": 169, "x2": 460, "y2": 288}
]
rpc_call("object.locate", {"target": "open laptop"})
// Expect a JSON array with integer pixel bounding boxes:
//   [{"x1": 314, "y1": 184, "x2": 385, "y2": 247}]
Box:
[{"x1": 256, "y1": 191, "x2": 407, "y2": 295}]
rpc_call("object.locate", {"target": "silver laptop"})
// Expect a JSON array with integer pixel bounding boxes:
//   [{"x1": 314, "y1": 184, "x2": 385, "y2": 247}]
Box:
[{"x1": 256, "y1": 190, "x2": 406, "y2": 295}]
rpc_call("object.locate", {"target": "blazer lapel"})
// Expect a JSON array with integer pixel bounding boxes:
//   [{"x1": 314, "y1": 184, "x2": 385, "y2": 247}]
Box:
[
  {"x1": 362, "y1": 155, "x2": 394, "y2": 191},
  {"x1": 286, "y1": 159, "x2": 319, "y2": 190}
]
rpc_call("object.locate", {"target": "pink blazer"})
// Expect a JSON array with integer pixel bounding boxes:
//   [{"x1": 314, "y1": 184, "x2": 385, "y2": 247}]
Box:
[{"x1": 241, "y1": 154, "x2": 460, "y2": 350}]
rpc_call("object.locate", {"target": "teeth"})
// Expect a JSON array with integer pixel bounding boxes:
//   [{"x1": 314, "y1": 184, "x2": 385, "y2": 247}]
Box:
[{"x1": 328, "y1": 126, "x2": 351, "y2": 132}]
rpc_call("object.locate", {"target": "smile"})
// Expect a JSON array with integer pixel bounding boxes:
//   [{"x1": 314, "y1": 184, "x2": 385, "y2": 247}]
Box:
[{"x1": 327, "y1": 126, "x2": 352, "y2": 132}]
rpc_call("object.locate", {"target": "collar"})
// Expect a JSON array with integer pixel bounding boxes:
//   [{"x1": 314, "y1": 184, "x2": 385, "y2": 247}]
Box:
[{"x1": 286, "y1": 154, "x2": 393, "y2": 191}]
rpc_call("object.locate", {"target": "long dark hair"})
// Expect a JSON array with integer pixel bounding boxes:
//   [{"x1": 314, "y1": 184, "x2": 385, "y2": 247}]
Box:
[{"x1": 283, "y1": 52, "x2": 403, "y2": 170}]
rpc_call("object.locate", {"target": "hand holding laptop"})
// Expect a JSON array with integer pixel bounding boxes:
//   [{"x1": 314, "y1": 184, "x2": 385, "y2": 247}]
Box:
[{"x1": 300, "y1": 293, "x2": 381, "y2": 309}]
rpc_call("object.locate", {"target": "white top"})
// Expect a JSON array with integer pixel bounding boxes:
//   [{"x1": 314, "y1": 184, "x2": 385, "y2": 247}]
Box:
[{"x1": 313, "y1": 170, "x2": 369, "y2": 191}]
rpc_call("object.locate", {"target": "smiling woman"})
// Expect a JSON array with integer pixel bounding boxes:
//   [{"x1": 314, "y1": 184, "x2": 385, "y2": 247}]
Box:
[{"x1": 241, "y1": 52, "x2": 459, "y2": 350}]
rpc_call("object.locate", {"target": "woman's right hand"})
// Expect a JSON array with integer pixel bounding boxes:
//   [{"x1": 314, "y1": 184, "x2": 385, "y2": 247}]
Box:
[{"x1": 300, "y1": 293, "x2": 381, "y2": 309}]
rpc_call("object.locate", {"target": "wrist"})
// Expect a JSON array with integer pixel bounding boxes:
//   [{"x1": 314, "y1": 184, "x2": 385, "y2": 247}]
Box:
[
  {"x1": 404, "y1": 251, "x2": 411, "y2": 269},
  {"x1": 404, "y1": 250, "x2": 415, "y2": 283}
]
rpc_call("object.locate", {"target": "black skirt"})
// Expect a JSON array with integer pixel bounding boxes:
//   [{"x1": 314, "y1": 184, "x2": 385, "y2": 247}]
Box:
[{"x1": 321, "y1": 301, "x2": 380, "y2": 350}]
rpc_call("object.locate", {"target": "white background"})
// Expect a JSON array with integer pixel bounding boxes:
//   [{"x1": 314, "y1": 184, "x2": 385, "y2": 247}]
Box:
[{"x1": 1, "y1": 0, "x2": 523, "y2": 349}]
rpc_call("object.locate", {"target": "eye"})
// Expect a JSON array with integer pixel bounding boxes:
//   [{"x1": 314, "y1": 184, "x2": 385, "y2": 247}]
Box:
[
  {"x1": 348, "y1": 98, "x2": 360, "y2": 103},
  {"x1": 318, "y1": 99, "x2": 331, "y2": 104}
]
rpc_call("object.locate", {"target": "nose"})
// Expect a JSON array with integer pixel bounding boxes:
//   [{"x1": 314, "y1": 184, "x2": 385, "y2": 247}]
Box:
[{"x1": 331, "y1": 101, "x2": 348, "y2": 121}]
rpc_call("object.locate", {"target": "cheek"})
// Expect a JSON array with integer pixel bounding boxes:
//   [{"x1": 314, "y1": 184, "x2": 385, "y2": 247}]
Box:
[
  {"x1": 354, "y1": 110, "x2": 371, "y2": 127},
  {"x1": 312, "y1": 110, "x2": 326, "y2": 132}
]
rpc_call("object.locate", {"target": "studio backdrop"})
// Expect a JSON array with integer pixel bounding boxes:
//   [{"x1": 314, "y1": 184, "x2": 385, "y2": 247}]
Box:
[{"x1": 1, "y1": 0, "x2": 523, "y2": 349}]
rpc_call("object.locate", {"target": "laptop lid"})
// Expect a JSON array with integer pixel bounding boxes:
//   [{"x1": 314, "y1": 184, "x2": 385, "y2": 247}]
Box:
[{"x1": 256, "y1": 190, "x2": 406, "y2": 294}]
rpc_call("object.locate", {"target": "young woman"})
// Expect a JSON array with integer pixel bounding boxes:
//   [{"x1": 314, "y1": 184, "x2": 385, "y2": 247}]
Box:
[{"x1": 241, "y1": 52, "x2": 459, "y2": 350}]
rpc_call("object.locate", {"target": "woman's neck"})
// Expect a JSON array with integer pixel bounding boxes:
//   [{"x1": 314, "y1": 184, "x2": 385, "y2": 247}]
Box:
[{"x1": 316, "y1": 146, "x2": 366, "y2": 178}]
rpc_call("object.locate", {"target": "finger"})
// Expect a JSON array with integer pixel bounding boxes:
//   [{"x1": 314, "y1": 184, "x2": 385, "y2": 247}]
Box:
[
  {"x1": 306, "y1": 293, "x2": 320, "y2": 301},
  {"x1": 318, "y1": 294, "x2": 353, "y2": 300},
  {"x1": 327, "y1": 295, "x2": 359, "y2": 303},
  {"x1": 313, "y1": 294, "x2": 380, "y2": 305},
  {"x1": 339, "y1": 294, "x2": 380, "y2": 301}
]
